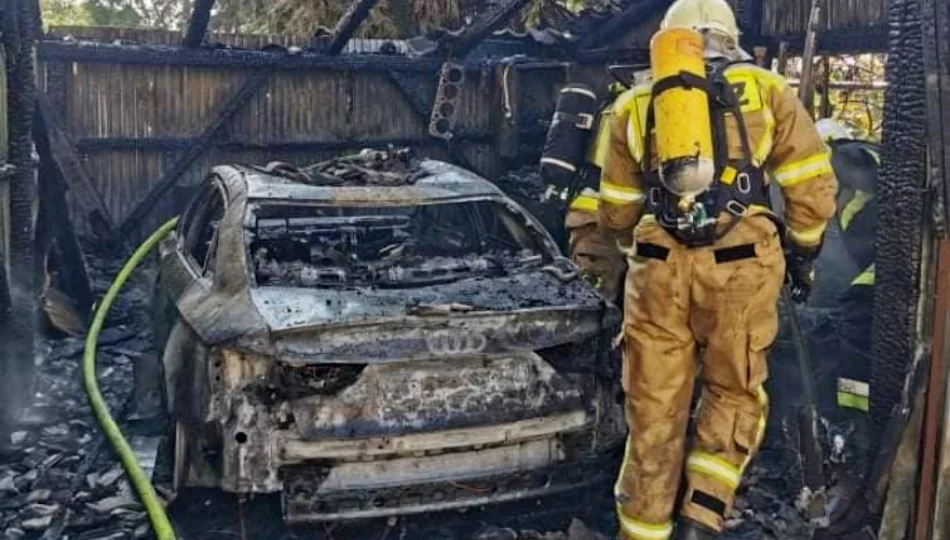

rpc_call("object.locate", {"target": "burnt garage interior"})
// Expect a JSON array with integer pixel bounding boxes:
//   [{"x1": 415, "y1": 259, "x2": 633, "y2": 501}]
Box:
[{"x1": 0, "y1": 0, "x2": 948, "y2": 537}]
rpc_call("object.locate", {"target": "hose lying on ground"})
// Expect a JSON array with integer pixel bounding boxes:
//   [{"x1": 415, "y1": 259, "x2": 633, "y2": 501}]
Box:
[{"x1": 83, "y1": 217, "x2": 179, "y2": 540}]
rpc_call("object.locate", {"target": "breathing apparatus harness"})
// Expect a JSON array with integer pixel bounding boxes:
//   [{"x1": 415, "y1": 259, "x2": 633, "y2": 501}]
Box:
[{"x1": 642, "y1": 60, "x2": 771, "y2": 248}]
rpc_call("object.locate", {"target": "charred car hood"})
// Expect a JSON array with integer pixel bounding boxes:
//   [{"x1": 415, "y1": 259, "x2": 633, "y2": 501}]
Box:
[{"x1": 240, "y1": 269, "x2": 615, "y2": 363}]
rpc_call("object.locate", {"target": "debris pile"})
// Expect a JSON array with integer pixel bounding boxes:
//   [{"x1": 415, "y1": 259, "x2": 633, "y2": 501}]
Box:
[{"x1": 0, "y1": 250, "x2": 155, "y2": 540}]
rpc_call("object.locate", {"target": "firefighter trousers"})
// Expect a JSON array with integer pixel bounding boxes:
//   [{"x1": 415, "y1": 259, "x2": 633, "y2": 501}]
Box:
[{"x1": 615, "y1": 215, "x2": 786, "y2": 539}]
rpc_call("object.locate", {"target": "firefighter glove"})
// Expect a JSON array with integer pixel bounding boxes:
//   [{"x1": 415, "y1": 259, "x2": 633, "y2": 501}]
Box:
[{"x1": 785, "y1": 243, "x2": 820, "y2": 304}]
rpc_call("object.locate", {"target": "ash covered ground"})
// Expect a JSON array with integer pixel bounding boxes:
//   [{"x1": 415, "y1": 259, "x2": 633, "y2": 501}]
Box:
[{"x1": 0, "y1": 236, "x2": 866, "y2": 540}]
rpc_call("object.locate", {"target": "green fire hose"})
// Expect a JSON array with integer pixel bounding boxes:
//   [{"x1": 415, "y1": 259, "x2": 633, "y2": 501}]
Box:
[{"x1": 83, "y1": 217, "x2": 179, "y2": 540}]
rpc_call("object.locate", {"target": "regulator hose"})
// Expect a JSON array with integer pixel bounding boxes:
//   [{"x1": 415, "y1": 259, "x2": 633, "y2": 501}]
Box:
[{"x1": 83, "y1": 217, "x2": 179, "y2": 540}]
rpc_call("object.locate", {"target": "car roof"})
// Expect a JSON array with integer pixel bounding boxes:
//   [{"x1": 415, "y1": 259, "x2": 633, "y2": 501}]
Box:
[{"x1": 233, "y1": 159, "x2": 507, "y2": 205}]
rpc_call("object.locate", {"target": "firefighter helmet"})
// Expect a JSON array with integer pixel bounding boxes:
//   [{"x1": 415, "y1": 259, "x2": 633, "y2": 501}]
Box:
[
  {"x1": 661, "y1": 0, "x2": 740, "y2": 46},
  {"x1": 816, "y1": 118, "x2": 854, "y2": 143}
]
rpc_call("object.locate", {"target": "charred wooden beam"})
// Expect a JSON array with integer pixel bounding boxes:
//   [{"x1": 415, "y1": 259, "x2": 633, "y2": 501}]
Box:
[
  {"x1": 445, "y1": 0, "x2": 537, "y2": 58},
  {"x1": 870, "y1": 0, "x2": 929, "y2": 490},
  {"x1": 573, "y1": 47, "x2": 650, "y2": 67},
  {"x1": 75, "y1": 132, "x2": 493, "y2": 153},
  {"x1": 118, "y1": 70, "x2": 271, "y2": 236},
  {"x1": 386, "y1": 70, "x2": 436, "y2": 119},
  {"x1": 1, "y1": 0, "x2": 41, "y2": 444},
  {"x1": 577, "y1": 0, "x2": 669, "y2": 50},
  {"x1": 36, "y1": 91, "x2": 117, "y2": 239},
  {"x1": 34, "y1": 121, "x2": 94, "y2": 315},
  {"x1": 183, "y1": 0, "x2": 216, "y2": 48},
  {"x1": 40, "y1": 40, "x2": 443, "y2": 71},
  {"x1": 326, "y1": 0, "x2": 380, "y2": 55}
]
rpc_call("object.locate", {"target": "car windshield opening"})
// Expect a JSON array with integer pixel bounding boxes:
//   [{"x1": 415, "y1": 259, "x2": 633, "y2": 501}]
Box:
[{"x1": 246, "y1": 200, "x2": 546, "y2": 288}]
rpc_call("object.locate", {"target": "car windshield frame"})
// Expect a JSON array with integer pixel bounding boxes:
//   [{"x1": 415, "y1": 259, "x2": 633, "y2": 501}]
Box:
[{"x1": 242, "y1": 197, "x2": 556, "y2": 289}]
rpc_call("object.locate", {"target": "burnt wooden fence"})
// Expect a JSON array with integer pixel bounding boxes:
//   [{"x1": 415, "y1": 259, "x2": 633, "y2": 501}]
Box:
[{"x1": 38, "y1": 28, "x2": 550, "y2": 239}]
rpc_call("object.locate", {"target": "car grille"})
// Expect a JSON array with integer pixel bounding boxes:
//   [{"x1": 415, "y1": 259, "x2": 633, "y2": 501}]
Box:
[{"x1": 275, "y1": 363, "x2": 365, "y2": 399}]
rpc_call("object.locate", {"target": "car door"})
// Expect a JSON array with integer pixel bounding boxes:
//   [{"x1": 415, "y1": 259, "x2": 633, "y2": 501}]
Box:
[{"x1": 154, "y1": 177, "x2": 228, "y2": 354}]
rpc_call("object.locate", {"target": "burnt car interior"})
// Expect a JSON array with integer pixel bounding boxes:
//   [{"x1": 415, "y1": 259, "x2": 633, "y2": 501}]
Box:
[
  {"x1": 180, "y1": 180, "x2": 226, "y2": 276},
  {"x1": 246, "y1": 201, "x2": 547, "y2": 288}
]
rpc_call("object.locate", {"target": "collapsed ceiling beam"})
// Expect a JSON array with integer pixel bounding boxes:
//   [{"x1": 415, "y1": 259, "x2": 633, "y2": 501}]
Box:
[
  {"x1": 446, "y1": 0, "x2": 537, "y2": 59},
  {"x1": 36, "y1": 91, "x2": 117, "y2": 240},
  {"x1": 577, "y1": 0, "x2": 670, "y2": 50},
  {"x1": 326, "y1": 0, "x2": 380, "y2": 56},
  {"x1": 183, "y1": 0, "x2": 217, "y2": 48}
]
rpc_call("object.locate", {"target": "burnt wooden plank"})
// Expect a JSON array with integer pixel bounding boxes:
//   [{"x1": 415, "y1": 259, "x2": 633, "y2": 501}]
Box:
[
  {"x1": 916, "y1": 0, "x2": 950, "y2": 534},
  {"x1": 326, "y1": 0, "x2": 380, "y2": 55},
  {"x1": 183, "y1": 0, "x2": 216, "y2": 47},
  {"x1": 36, "y1": 90, "x2": 117, "y2": 238},
  {"x1": 118, "y1": 69, "x2": 271, "y2": 236},
  {"x1": 921, "y1": 0, "x2": 949, "y2": 232}
]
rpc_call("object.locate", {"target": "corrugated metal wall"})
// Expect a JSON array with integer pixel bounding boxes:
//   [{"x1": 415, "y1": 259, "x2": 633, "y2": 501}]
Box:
[{"x1": 41, "y1": 34, "x2": 500, "y2": 235}]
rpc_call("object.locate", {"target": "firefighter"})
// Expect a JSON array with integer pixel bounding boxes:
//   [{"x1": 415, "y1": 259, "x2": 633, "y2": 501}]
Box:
[
  {"x1": 816, "y1": 118, "x2": 880, "y2": 415},
  {"x1": 561, "y1": 83, "x2": 637, "y2": 303},
  {"x1": 599, "y1": 0, "x2": 837, "y2": 538}
]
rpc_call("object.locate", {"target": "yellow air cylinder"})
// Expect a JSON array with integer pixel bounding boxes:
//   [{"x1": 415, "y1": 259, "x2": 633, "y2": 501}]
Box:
[{"x1": 649, "y1": 27, "x2": 715, "y2": 200}]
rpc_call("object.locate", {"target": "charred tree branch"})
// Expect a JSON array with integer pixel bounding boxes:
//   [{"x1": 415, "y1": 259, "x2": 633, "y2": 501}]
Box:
[
  {"x1": 183, "y1": 0, "x2": 216, "y2": 48},
  {"x1": 118, "y1": 69, "x2": 271, "y2": 237},
  {"x1": 326, "y1": 0, "x2": 380, "y2": 56}
]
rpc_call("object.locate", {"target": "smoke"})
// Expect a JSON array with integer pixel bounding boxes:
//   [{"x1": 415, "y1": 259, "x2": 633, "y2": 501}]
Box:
[{"x1": 0, "y1": 281, "x2": 39, "y2": 447}]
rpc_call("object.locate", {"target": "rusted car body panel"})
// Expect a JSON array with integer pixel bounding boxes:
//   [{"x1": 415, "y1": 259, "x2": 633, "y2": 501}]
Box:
[{"x1": 153, "y1": 154, "x2": 623, "y2": 522}]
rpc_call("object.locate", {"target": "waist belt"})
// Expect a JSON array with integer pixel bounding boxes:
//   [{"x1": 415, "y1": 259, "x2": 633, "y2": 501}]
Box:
[{"x1": 636, "y1": 242, "x2": 758, "y2": 262}]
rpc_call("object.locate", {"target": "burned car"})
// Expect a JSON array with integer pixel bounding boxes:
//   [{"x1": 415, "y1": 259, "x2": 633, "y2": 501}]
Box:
[{"x1": 150, "y1": 150, "x2": 624, "y2": 522}]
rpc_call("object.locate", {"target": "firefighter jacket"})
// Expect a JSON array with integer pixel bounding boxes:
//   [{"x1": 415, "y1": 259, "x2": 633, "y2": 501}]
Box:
[
  {"x1": 562, "y1": 87, "x2": 642, "y2": 301},
  {"x1": 832, "y1": 139, "x2": 880, "y2": 287},
  {"x1": 598, "y1": 63, "x2": 837, "y2": 249}
]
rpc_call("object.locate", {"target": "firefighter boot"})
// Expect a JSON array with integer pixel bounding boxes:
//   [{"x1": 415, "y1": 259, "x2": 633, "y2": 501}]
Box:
[{"x1": 673, "y1": 519, "x2": 719, "y2": 540}]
